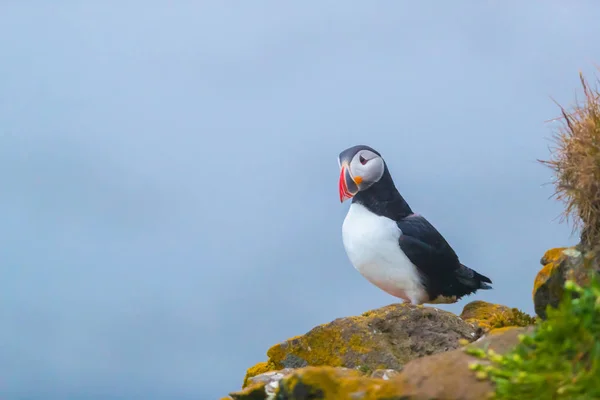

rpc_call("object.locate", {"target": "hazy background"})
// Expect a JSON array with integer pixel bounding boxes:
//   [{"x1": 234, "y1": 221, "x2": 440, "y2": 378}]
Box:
[{"x1": 1, "y1": 2, "x2": 598, "y2": 399}]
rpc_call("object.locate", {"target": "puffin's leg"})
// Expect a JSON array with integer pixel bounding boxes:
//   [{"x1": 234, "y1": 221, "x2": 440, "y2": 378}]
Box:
[{"x1": 407, "y1": 292, "x2": 423, "y2": 306}]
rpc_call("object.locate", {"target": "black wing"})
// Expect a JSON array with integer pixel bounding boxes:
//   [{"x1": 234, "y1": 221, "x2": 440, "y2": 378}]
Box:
[
  {"x1": 397, "y1": 214, "x2": 491, "y2": 299},
  {"x1": 396, "y1": 214, "x2": 460, "y2": 275}
]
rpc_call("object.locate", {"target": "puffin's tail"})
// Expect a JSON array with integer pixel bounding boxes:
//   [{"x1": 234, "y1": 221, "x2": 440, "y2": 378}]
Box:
[{"x1": 456, "y1": 263, "x2": 493, "y2": 291}]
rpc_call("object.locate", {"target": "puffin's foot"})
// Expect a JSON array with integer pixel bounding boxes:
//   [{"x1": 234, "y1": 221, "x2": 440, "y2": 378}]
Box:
[
  {"x1": 406, "y1": 297, "x2": 423, "y2": 307},
  {"x1": 400, "y1": 299, "x2": 412, "y2": 306}
]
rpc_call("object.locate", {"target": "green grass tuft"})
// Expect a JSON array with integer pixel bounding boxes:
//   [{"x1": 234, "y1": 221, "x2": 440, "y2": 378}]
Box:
[{"x1": 467, "y1": 275, "x2": 600, "y2": 399}]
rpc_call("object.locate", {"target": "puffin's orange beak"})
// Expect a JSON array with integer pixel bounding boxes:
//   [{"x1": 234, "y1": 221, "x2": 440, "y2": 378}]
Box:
[{"x1": 339, "y1": 164, "x2": 359, "y2": 202}]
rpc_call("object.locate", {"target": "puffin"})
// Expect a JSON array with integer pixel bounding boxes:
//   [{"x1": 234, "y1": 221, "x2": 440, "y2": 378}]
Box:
[{"x1": 338, "y1": 144, "x2": 492, "y2": 305}]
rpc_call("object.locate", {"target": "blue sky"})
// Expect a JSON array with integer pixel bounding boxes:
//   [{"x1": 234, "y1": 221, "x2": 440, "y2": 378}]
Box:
[{"x1": 1, "y1": 2, "x2": 598, "y2": 399}]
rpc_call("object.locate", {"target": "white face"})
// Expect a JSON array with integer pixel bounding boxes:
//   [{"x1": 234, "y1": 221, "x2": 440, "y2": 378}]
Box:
[
  {"x1": 338, "y1": 146, "x2": 385, "y2": 202},
  {"x1": 347, "y1": 149, "x2": 385, "y2": 187}
]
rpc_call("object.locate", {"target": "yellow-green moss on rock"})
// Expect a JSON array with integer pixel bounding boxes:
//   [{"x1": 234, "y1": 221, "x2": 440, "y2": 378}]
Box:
[
  {"x1": 532, "y1": 247, "x2": 570, "y2": 319},
  {"x1": 533, "y1": 246, "x2": 600, "y2": 319},
  {"x1": 277, "y1": 366, "x2": 418, "y2": 400},
  {"x1": 242, "y1": 361, "x2": 276, "y2": 388},
  {"x1": 487, "y1": 326, "x2": 521, "y2": 336},
  {"x1": 228, "y1": 381, "x2": 267, "y2": 400},
  {"x1": 460, "y1": 301, "x2": 536, "y2": 333},
  {"x1": 243, "y1": 303, "x2": 479, "y2": 387}
]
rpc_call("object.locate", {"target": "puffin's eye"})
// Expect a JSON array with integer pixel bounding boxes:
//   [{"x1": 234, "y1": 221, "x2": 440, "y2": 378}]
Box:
[{"x1": 359, "y1": 155, "x2": 368, "y2": 165}]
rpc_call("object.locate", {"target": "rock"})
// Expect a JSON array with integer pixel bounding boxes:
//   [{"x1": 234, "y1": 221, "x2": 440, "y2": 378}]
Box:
[
  {"x1": 469, "y1": 326, "x2": 534, "y2": 353},
  {"x1": 460, "y1": 300, "x2": 511, "y2": 332},
  {"x1": 370, "y1": 369, "x2": 401, "y2": 380},
  {"x1": 394, "y1": 326, "x2": 532, "y2": 400},
  {"x1": 245, "y1": 368, "x2": 296, "y2": 397},
  {"x1": 228, "y1": 381, "x2": 267, "y2": 400},
  {"x1": 243, "y1": 362, "x2": 276, "y2": 387},
  {"x1": 246, "y1": 368, "x2": 296, "y2": 386},
  {"x1": 243, "y1": 303, "x2": 479, "y2": 385},
  {"x1": 230, "y1": 327, "x2": 529, "y2": 400},
  {"x1": 486, "y1": 326, "x2": 521, "y2": 336},
  {"x1": 533, "y1": 246, "x2": 599, "y2": 319},
  {"x1": 533, "y1": 247, "x2": 571, "y2": 319},
  {"x1": 234, "y1": 367, "x2": 405, "y2": 400},
  {"x1": 275, "y1": 366, "x2": 419, "y2": 400},
  {"x1": 460, "y1": 300, "x2": 535, "y2": 333}
]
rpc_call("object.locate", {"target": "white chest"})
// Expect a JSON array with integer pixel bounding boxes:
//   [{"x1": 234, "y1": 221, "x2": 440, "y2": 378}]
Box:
[{"x1": 341, "y1": 203, "x2": 426, "y2": 303}]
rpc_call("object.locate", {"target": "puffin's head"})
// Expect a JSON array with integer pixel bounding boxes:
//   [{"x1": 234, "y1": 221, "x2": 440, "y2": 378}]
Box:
[{"x1": 338, "y1": 145, "x2": 386, "y2": 202}]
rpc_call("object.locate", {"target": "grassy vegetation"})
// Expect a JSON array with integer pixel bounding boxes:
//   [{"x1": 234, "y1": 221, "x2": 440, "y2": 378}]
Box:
[
  {"x1": 539, "y1": 72, "x2": 600, "y2": 248},
  {"x1": 466, "y1": 276, "x2": 600, "y2": 399}
]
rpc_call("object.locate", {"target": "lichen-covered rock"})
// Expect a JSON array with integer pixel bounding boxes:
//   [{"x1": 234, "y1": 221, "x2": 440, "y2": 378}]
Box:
[
  {"x1": 243, "y1": 368, "x2": 296, "y2": 397},
  {"x1": 460, "y1": 301, "x2": 511, "y2": 332},
  {"x1": 244, "y1": 303, "x2": 479, "y2": 386},
  {"x1": 230, "y1": 327, "x2": 528, "y2": 400},
  {"x1": 460, "y1": 300, "x2": 535, "y2": 333},
  {"x1": 370, "y1": 369, "x2": 401, "y2": 380},
  {"x1": 533, "y1": 247, "x2": 570, "y2": 319},
  {"x1": 533, "y1": 246, "x2": 599, "y2": 319},
  {"x1": 235, "y1": 367, "x2": 405, "y2": 400},
  {"x1": 276, "y1": 366, "x2": 418, "y2": 400},
  {"x1": 243, "y1": 362, "x2": 275, "y2": 387},
  {"x1": 228, "y1": 381, "x2": 267, "y2": 400},
  {"x1": 487, "y1": 326, "x2": 522, "y2": 336},
  {"x1": 246, "y1": 368, "x2": 295, "y2": 386}
]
